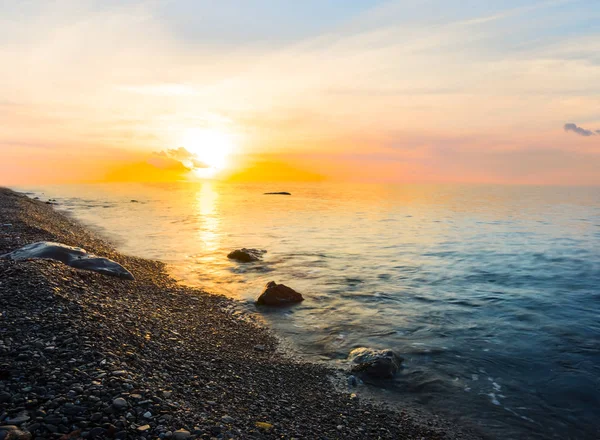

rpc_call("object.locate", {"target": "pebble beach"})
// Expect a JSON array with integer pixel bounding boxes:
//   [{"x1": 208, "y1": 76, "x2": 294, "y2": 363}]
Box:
[{"x1": 0, "y1": 188, "x2": 479, "y2": 440}]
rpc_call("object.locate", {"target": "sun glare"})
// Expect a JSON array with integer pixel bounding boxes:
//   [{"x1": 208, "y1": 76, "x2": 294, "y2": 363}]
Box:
[{"x1": 181, "y1": 128, "x2": 235, "y2": 177}]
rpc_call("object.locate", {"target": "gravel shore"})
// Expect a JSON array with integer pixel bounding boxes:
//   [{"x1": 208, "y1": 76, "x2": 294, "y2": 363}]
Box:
[{"x1": 0, "y1": 188, "x2": 480, "y2": 439}]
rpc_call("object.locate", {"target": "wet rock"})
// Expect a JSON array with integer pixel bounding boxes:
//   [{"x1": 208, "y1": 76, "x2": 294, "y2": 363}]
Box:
[
  {"x1": 264, "y1": 192, "x2": 291, "y2": 195},
  {"x1": 0, "y1": 242, "x2": 134, "y2": 280},
  {"x1": 348, "y1": 347, "x2": 403, "y2": 379},
  {"x1": 0, "y1": 426, "x2": 32, "y2": 440},
  {"x1": 256, "y1": 281, "x2": 304, "y2": 306},
  {"x1": 227, "y1": 248, "x2": 265, "y2": 263},
  {"x1": 0, "y1": 392, "x2": 11, "y2": 403}
]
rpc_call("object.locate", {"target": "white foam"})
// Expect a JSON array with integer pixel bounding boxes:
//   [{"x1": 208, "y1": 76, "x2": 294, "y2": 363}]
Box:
[
  {"x1": 471, "y1": 374, "x2": 479, "y2": 381},
  {"x1": 488, "y1": 393, "x2": 501, "y2": 406}
]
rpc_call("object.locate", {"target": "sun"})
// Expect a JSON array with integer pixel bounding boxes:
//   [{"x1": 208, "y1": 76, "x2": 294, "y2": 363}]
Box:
[{"x1": 181, "y1": 128, "x2": 234, "y2": 175}]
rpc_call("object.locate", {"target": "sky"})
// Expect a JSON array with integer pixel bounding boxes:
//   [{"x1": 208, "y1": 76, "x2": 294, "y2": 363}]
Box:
[{"x1": 1, "y1": 0, "x2": 599, "y2": 185}]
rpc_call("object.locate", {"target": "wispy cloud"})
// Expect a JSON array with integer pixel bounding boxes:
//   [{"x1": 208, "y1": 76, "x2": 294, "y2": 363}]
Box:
[
  {"x1": 153, "y1": 147, "x2": 209, "y2": 170},
  {"x1": 564, "y1": 123, "x2": 598, "y2": 137}
]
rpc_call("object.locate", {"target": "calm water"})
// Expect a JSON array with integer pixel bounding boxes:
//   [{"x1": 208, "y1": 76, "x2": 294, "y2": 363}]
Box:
[{"x1": 16, "y1": 182, "x2": 600, "y2": 439}]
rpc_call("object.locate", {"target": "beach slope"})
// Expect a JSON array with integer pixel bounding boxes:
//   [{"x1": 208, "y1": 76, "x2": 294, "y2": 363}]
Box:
[{"x1": 0, "y1": 188, "x2": 476, "y2": 439}]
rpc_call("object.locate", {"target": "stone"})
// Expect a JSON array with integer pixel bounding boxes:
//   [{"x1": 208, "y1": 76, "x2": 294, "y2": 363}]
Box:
[
  {"x1": 172, "y1": 429, "x2": 191, "y2": 440},
  {"x1": 227, "y1": 248, "x2": 266, "y2": 263},
  {"x1": 0, "y1": 426, "x2": 32, "y2": 440},
  {"x1": 347, "y1": 375, "x2": 358, "y2": 387},
  {"x1": 255, "y1": 281, "x2": 304, "y2": 306},
  {"x1": 112, "y1": 397, "x2": 127, "y2": 410},
  {"x1": 137, "y1": 425, "x2": 151, "y2": 432},
  {"x1": 0, "y1": 392, "x2": 11, "y2": 403},
  {"x1": 255, "y1": 422, "x2": 273, "y2": 431},
  {"x1": 221, "y1": 415, "x2": 234, "y2": 424},
  {"x1": 0, "y1": 242, "x2": 134, "y2": 280},
  {"x1": 88, "y1": 427, "x2": 106, "y2": 439},
  {"x1": 143, "y1": 411, "x2": 152, "y2": 418},
  {"x1": 348, "y1": 347, "x2": 403, "y2": 379},
  {"x1": 4, "y1": 416, "x2": 29, "y2": 426}
]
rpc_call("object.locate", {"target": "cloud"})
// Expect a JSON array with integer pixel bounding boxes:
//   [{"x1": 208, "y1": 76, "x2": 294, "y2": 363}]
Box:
[
  {"x1": 166, "y1": 147, "x2": 195, "y2": 160},
  {"x1": 153, "y1": 147, "x2": 210, "y2": 169},
  {"x1": 564, "y1": 123, "x2": 597, "y2": 137},
  {"x1": 147, "y1": 155, "x2": 190, "y2": 171}
]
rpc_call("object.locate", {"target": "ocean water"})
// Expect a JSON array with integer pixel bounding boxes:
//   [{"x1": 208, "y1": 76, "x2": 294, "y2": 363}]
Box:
[{"x1": 16, "y1": 182, "x2": 600, "y2": 439}]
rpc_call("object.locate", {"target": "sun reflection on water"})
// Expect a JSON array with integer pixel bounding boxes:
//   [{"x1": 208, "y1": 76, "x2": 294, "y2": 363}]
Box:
[{"x1": 194, "y1": 182, "x2": 220, "y2": 252}]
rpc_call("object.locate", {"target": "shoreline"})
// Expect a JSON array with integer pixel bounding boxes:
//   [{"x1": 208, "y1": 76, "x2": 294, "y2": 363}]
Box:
[{"x1": 0, "y1": 187, "x2": 480, "y2": 439}]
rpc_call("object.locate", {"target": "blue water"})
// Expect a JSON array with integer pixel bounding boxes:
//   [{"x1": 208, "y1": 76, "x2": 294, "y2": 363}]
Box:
[{"x1": 17, "y1": 182, "x2": 600, "y2": 439}]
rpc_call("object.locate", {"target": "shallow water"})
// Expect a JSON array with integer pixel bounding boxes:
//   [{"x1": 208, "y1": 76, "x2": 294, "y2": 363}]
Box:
[{"x1": 17, "y1": 182, "x2": 600, "y2": 439}]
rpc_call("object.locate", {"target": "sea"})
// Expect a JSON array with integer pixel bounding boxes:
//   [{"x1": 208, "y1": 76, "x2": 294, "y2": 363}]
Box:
[{"x1": 15, "y1": 182, "x2": 600, "y2": 439}]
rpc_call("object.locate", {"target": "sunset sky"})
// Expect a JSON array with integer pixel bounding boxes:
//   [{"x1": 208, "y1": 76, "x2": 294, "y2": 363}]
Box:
[{"x1": 1, "y1": 0, "x2": 599, "y2": 185}]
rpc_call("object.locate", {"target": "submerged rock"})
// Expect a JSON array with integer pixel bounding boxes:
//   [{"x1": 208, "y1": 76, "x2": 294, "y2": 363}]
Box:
[
  {"x1": 348, "y1": 347, "x2": 403, "y2": 379},
  {"x1": 255, "y1": 281, "x2": 304, "y2": 306},
  {"x1": 227, "y1": 248, "x2": 266, "y2": 263},
  {"x1": 0, "y1": 242, "x2": 134, "y2": 280},
  {"x1": 264, "y1": 192, "x2": 291, "y2": 195}
]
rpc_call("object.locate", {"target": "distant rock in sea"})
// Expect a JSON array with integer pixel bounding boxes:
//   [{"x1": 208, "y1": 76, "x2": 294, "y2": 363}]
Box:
[
  {"x1": 227, "y1": 248, "x2": 266, "y2": 263},
  {"x1": 256, "y1": 281, "x2": 304, "y2": 306},
  {"x1": 0, "y1": 242, "x2": 135, "y2": 280},
  {"x1": 264, "y1": 192, "x2": 291, "y2": 195},
  {"x1": 348, "y1": 347, "x2": 403, "y2": 379}
]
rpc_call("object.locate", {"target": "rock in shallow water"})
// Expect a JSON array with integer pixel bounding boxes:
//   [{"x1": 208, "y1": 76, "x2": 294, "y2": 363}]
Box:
[
  {"x1": 348, "y1": 347, "x2": 403, "y2": 379},
  {"x1": 0, "y1": 242, "x2": 134, "y2": 280},
  {"x1": 227, "y1": 248, "x2": 266, "y2": 263},
  {"x1": 255, "y1": 281, "x2": 304, "y2": 306}
]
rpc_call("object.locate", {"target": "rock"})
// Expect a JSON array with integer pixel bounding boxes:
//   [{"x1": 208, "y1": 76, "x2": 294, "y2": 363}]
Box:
[
  {"x1": 253, "y1": 344, "x2": 266, "y2": 352},
  {"x1": 88, "y1": 427, "x2": 106, "y2": 439},
  {"x1": 227, "y1": 248, "x2": 266, "y2": 263},
  {"x1": 221, "y1": 415, "x2": 234, "y2": 424},
  {"x1": 264, "y1": 192, "x2": 291, "y2": 195},
  {"x1": 172, "y1": 429, "x2": 191, "y2": 440},
  {"x1": 137, "y1": 425, "x2": 151, "y2": 432},
  {"x1": 255, "y1": 281, "x2": 304, "y2": 306},
  {"x1": 112, "y1": 397, "x2": 127, "y2": 410},
  {"x1": 347, "y1": 375, "x2": 358, "y2": 387},
  {"x1": 0, "y1": 242, "x2": 134, "y2": 280},
  {"x1": 0, "y1": 426, "x2": 32, "y2": 440},
  {"x1": 255, "y1": 422, "x2": 273, "y2": 431},
  {"x1": 348, "y1": 347, "x2": 403, "y2": 379},
  {"x1": 143, "y1": 411, "x2": 152, "y2": 418},
  {"x1": 4, "y1": 416, "x2": 29, "y2": 426},
  {"x1": 0, "y1": 392, "x2": 11, "y2": 403}
]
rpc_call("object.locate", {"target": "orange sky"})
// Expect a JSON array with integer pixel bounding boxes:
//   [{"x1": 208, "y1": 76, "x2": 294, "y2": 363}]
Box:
[{"x1": 1, "y1": 1, "x2": 600, "y2": 186}]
